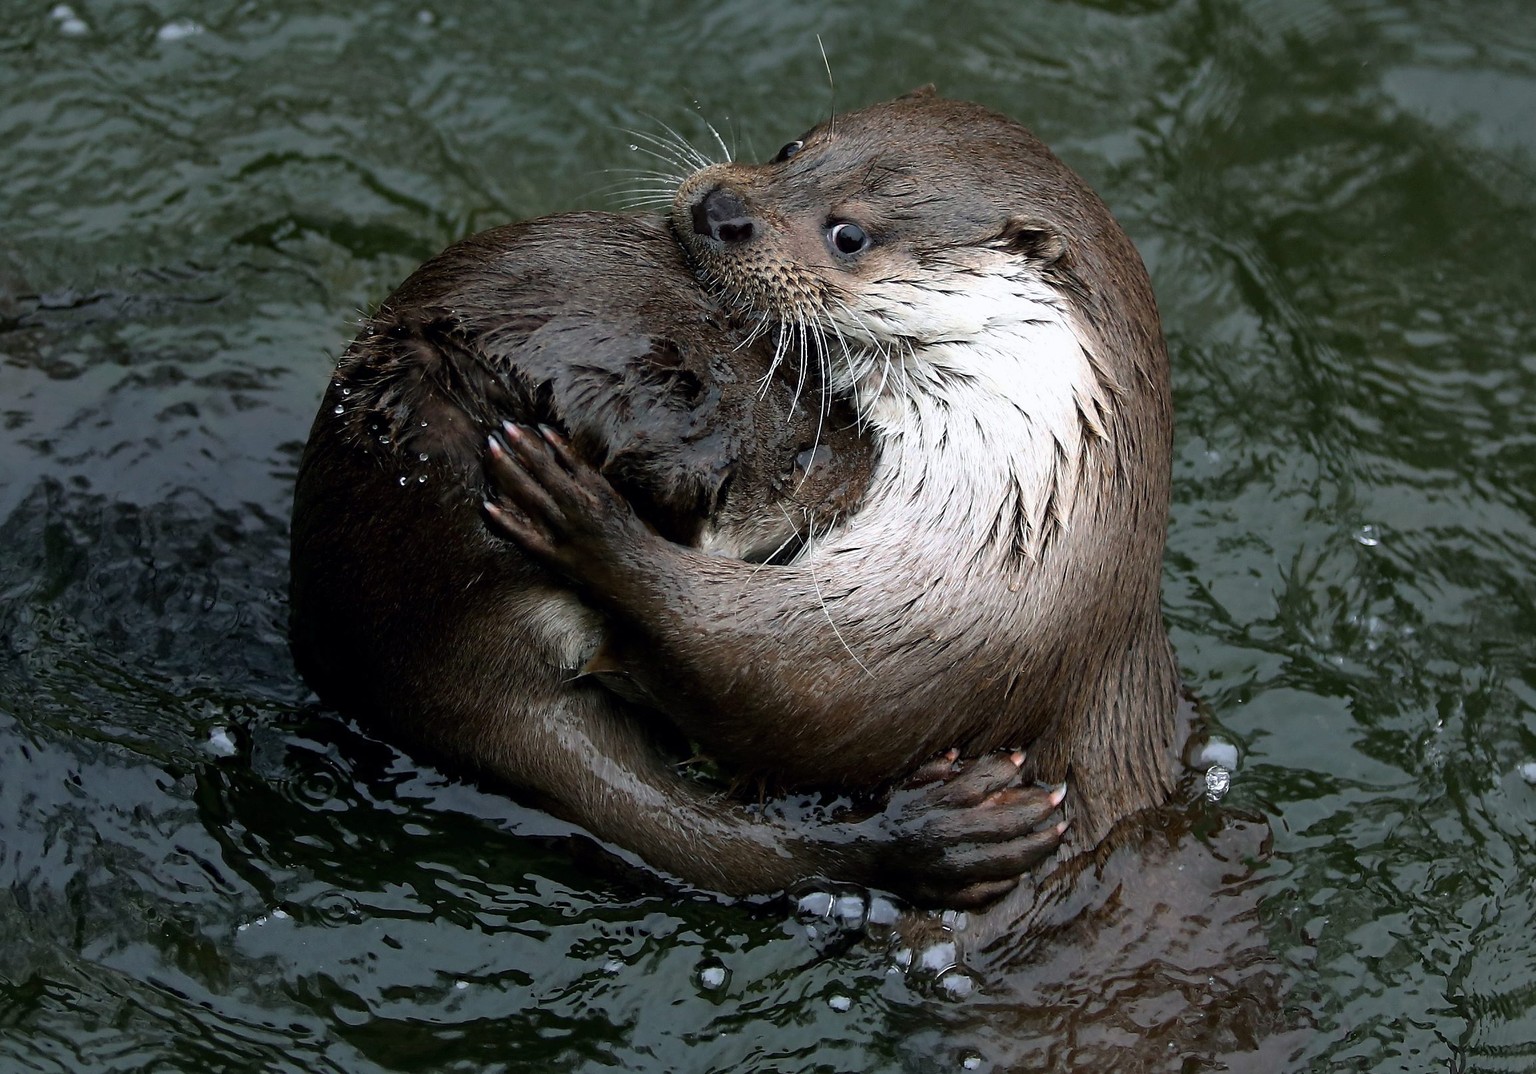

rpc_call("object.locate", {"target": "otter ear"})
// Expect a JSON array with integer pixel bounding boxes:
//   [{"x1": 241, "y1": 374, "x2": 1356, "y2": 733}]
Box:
[
  {"x1": 898, "y1": 84, "x2": 938, "y2": 101},
  {"x1": 1001, "y1": 216, "x2": 1067, "y2": 265}
]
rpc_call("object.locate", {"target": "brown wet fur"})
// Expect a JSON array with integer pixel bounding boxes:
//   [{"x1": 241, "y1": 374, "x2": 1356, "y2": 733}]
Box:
[
  {"x1": 291, "y1": 212, "x2": 1066, "y2": 904},
  {"x1": 491, "y1": 93, "x2": 1180, "y2": 846}
]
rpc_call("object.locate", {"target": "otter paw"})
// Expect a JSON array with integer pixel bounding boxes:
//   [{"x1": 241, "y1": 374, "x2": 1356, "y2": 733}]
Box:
[
  {"x1": 483, "y1": 421, "x2": 648, "y2": 581},
  {"x1": 863, "y1": 749, "x2": 1068, "y2": 910}
]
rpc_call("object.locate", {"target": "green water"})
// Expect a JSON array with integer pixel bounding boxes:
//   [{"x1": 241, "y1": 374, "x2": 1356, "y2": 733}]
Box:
[{"x1": 3, "y1": 1, "x2": 1534, "y2": 1070}]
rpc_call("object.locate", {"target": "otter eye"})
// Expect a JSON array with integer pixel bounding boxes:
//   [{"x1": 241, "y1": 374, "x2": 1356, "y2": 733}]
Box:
[
  {"x1": 827, "y1": 221, "x2": 871, "y2": 257},
  {"x1": 773, "y1": 140, "x2": 803, "y2": 163}
]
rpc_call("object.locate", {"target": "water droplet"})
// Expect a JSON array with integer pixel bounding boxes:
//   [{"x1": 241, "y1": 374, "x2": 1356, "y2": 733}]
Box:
[
  {"x1": 917, "y1": 939, "x2": 958, "y2": 975},
  {"x1": 50, "y1": 4, "x2": 88, "y2": 35},
  {"x1": 795, "y1": 890, "x2": 834, "y2": 922},
  {"x1": 865, "y1": 895, "x2": 899, "y2": 929},
  {"x1": 416, "y1": 474, "x2": 427, "y2": 484},
  {"x1": 1204, "y1": 764, "x2": 1232, "y2": 801},
  {"x1": 155, "y1": 18, "x2": 203, "y2": 43},
  {"x1": 341, "y1": 387, "x2": 352, "y2": 396},
  {"x1": 417, "y1": 452, "x2": 429, "y2": 462},
  {"x1": 1197, "y1": 737, "x2": 1239, "y2": 772},
  {"x1": 312, "y1": 892, "x2": 360, "y2": 926},
  {"x1": 694, "y1": 957, "x2": 729, "y2": 994},
  {"x1": 936, "y1": 968, "x2": 974, "y2": 1000},
  {"x1": 833, "y1": 893, "x2": 866, "y2": 928},
  {"x1": 398, "y1": 476, "x2": 408, "y2": 486},
  {"x1": 960, "y1": 1050, "x2": 985, "y2": 1071},
  {"x1": 628, "y1": 143, "x2": 640, "y2": 152},
  {"x1": 378, "y1": 435, "x2": 390, "y2": 445},
  {"x1": 333, "y1": 404, "x2": 344, "y2": 415},
  {"x1": 1354, "y1": 524, "x2": 1381, "y2": 547}
]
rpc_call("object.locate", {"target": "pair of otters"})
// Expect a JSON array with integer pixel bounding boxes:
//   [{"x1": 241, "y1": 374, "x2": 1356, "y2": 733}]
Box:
[{"x1": 290, "y1": 89, "x2": 1179, "y2": 912}]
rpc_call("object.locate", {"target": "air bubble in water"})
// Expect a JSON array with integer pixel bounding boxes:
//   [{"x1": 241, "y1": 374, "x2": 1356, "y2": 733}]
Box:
[
  {"x1": 156, "y1": 19, "x2": 203, "y2": 43},
  {"x1": 1204, "y1": 765, "x2": 1232, "y2": 801},
  {"x1": 206, "y1": 727, "x2": 237, "y2": 757},
  {"x1": 50, "y1": 4, "x2": 88, "y2": 35}
]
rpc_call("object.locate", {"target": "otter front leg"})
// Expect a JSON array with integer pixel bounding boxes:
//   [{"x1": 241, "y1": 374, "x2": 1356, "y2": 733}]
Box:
[
  {"x1": 482, "y1": 422, "x2": 672, "y2": 601},
  {"x1": 481, "y1": 423, "x2": 1067, "y2": 905},
  {"x1": 518, "y1": 690, "x2": 1066, "y2": 909},
  {"x1": 484, "y1": 421, "x2": 1072, "y2": 825}
]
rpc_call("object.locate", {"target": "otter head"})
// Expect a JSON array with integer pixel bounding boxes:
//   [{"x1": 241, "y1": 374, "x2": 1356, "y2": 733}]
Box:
[{"x1": 671, "y1": 89, "x2": 1164, "y2": 412}]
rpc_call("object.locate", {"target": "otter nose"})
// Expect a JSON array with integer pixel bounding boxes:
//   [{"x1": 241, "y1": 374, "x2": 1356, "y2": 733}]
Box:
[{"x1": 692, "y1": 187, "x2": 755, "y2": 245}]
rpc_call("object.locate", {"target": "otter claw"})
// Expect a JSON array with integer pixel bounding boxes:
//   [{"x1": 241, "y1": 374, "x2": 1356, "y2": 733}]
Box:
[
  {"x1": 482, "y1": 418, "x2": 655, "y2": 597},
  {"x1": 862, "y1": 749, "x2": 1069, "y2": 908}
]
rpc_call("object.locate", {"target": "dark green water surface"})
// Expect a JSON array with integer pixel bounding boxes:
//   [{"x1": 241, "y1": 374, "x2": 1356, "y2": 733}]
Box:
[{"x1": 3, "y1": 1, "x2": 1535, "y2": 1070}]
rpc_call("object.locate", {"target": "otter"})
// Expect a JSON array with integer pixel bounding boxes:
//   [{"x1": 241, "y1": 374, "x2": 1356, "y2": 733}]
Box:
[
  {"x1": 289, "y1": 210, "x2": 1065, "y2": 907},
  {"x1": 484, "y1": 89, "x2": 1180, "y2": 850}
]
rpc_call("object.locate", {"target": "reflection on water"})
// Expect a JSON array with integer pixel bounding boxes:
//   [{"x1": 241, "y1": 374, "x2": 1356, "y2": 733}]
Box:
[{"x1": 3, "y1": 0, "x2": 1535, "y2": 1070}]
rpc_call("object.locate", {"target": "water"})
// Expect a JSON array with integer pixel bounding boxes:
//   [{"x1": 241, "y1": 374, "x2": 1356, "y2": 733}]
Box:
[{"x1": 3, "y1": 1, "x2": 1534, "y2": 1070}]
